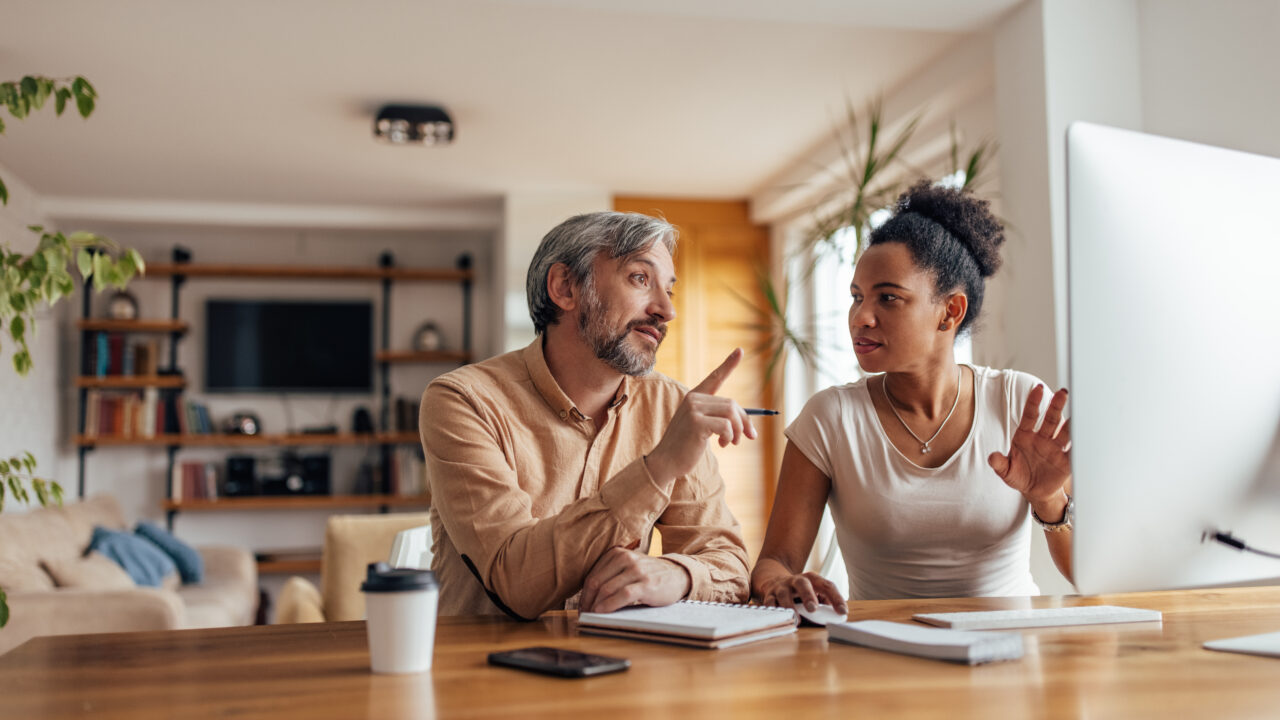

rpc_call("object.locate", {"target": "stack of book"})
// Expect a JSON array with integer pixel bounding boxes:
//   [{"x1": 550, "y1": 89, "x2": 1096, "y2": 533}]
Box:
[
  {"x1": 384, "y1": 445, "x2": 428, "y2": 497},
  {"x1": 81, "y1": 391, "x2": 214, "y2": 439},
  {"x1": 83, "y1": 388, "x2": 164, "y2": 438},
  {"x1": 170, "y1": 460, "x2": 220, "y2": 501},
  {"x1": 393, "y1": 396, "x2": 420, "y2": 433},
  {"x1": 84, "y1": 333, "x2": 161, "y2": 377}
]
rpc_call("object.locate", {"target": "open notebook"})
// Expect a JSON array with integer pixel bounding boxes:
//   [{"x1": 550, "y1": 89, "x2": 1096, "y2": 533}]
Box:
[{"x1": 577, "y1": 600, "x2": 798, "y2": 649}]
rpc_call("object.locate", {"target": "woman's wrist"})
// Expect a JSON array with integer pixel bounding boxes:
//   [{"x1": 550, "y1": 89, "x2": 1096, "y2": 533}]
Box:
[{"x1": 1029, "y1": 490, "x2": 1069, "y2": 524}]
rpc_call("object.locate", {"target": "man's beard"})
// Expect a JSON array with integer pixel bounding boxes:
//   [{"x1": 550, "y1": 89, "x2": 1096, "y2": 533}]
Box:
[{"x1": 577, "y1": 281, "x2": 666, "y2": 376}]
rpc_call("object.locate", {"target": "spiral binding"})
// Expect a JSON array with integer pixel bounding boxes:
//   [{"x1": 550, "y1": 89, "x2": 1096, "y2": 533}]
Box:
[{"x1": 682, "y1": 600, "x2": 793, "y2": 613}]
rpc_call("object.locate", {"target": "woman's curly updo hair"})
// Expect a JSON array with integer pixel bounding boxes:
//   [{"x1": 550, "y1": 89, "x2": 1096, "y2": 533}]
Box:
[{"x1": 867, "y1": 180, "x2": 1005, "y2": 335}]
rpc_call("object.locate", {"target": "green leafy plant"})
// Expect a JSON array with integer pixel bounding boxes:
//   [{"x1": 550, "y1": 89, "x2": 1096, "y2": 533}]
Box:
[
  {"x1": 2, "y1": 75, "x2": 141, "y2": 628},
  {"x1": 800, "y1": 98, "x2": 922, "y2": 270},
  {"x1": 0, "y1": 75, "x2": 97, "y2": 205}
]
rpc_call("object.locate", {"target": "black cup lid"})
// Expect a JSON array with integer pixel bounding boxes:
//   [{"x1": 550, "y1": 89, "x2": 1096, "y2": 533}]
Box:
[{"x1": 360, "y1": 562, "x2": 438, "y2": 593}]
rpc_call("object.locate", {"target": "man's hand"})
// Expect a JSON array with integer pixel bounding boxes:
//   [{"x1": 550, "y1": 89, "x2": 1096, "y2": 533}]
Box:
[
  {"x1": 645, "y1": 348, "x2": 755, "y2": 483},
  {"x1": 578, "y1": 547, "x2": 692, "y2": 613}
]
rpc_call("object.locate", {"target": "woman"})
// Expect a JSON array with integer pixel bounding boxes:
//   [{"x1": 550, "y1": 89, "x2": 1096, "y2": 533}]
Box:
[{"x1": 751, "y1": 181, "x2": 1073, "y2": 614}]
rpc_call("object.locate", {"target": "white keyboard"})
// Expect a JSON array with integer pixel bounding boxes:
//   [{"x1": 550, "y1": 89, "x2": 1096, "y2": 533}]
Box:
[{"x1": 913, "y1": 605, "x2": 1162, "y2": 630}]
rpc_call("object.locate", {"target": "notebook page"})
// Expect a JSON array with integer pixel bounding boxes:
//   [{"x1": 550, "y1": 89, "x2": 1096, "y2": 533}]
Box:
[{"x1": 578, "y1": 600, "x2": 797, "y2": 640}]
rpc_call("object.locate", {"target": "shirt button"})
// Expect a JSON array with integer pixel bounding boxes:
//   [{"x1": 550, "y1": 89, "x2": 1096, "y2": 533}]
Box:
[{"x1": 558, "y1": 410, "x2": 568, "y2": 419}]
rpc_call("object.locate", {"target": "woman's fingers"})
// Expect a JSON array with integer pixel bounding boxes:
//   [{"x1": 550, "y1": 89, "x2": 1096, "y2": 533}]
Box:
[
  {"x1": 1038, "y1": 388, "x2": 1068, "y2": 439},
  {"x1": 1018, "y1": 385, "x2": 1045, "y2": 433},
  {"x1": 1055, "y1": 418, "x2": 1072, "y2": 451},
  {"x1": 988, "y1": 451, "x2": 1011, "y2": 479},
  {"x1": 810, "y1": 575, "x2": 848, "y2": 613},
  {"x1": 789, "y1": 575, "x2": 820, "y2": 611}
]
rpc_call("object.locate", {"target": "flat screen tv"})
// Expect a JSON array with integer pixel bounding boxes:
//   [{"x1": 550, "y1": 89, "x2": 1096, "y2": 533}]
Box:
[{"x1": 205, "y1": 299, "x2": 373, "y2": 393}]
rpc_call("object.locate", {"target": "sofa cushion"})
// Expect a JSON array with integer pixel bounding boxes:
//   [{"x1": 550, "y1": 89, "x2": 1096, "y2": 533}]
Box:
[
  {"x1": 0, "y1": 556, "x2": 55, "y2": 592},
  {"x1": 177, "y1": 582, "x2": 256, "y2": 628},
  {"x1": 0, "y1": 506, "x2": 79, "y2": 569},
  {"x1": 59, "y1": 495, "x2": 128, "y2": 554},
  {"x1": 136, "y1": 522, "x2": 204, "y2": 583},
  {"x1": 43, "y1": 551, "x2": 136, "y2": 590},
  {"x1": 88, "y1": 526, "x2": 177, "y2": 587}
]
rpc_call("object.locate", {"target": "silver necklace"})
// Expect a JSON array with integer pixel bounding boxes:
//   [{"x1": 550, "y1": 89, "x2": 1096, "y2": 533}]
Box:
[{"x1": 881, "y1": 367, "x2": 962, "y2": 454}]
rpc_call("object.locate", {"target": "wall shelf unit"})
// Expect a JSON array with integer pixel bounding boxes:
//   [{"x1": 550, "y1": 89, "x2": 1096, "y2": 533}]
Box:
[
  {"x1": 75, "y1": 376, "x2": 187, "y2": 390},
  {"x1": 76, "y1": 247, "x2": 471, "y2": 554},
  {"x1": 374, "y1": 349, "x2": 471, "y2": 364},
  {"x1": 74, "y1": 432, "x2": 423, "y2": 448},
  {"x1": 256, "y1": 557, "x2": 322, "y2": 575},
  {"x1": 77, "y1": 319, "x2": 190, "y2": 334},
  {"x1": 161, "y1": 494, "x2": 430, "y2": 512}
]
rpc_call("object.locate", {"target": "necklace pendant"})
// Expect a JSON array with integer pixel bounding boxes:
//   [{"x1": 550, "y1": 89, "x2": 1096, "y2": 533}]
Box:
[{"x1": 920, "y1": 444, "x2": 931, "y2": 454}]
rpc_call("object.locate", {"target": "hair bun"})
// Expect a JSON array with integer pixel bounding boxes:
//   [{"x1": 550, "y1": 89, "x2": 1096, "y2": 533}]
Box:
[{"x1": 897, "y1": 180, "x2": 1004, "y2": 277}]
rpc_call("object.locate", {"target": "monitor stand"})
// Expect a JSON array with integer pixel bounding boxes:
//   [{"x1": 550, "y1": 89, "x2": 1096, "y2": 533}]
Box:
[{"x1": 1203, "y1": 630, "x2": 1280, "y2": 659}]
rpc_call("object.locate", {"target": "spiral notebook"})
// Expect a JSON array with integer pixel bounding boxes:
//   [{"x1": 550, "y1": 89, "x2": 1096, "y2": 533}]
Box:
[{"x1": 577, "y1": 601, "x2": 799, "y2": 649}]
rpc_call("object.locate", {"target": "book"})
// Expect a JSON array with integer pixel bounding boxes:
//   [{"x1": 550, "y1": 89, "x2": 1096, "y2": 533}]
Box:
[
  {"x1": 827, "y1": 620, "x2": 1024, "y2": 665},
  {"x1": 577, "y1": 600, "x2": 798, "y2": 650}
]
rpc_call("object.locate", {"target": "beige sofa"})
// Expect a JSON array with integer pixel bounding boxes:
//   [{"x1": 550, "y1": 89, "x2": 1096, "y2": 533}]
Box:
[{"x1": 0, "y1": 495, "x2": 257, "y2": 655}]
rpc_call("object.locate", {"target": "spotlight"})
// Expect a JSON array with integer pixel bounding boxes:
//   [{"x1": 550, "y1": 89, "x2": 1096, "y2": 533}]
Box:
[{"x1": 373, "y1": 104, "x2": 454, "y2": 146}]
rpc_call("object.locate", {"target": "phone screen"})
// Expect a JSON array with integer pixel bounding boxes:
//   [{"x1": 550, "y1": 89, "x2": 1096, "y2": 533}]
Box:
[{"x1": 488, "y1": 646, "x2": 630, "y2": 677}]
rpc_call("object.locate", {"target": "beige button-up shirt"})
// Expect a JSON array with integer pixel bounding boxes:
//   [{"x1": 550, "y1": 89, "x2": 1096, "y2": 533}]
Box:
[{"x1": 420, "y1": 339, "x2": 750, "y2": 618}]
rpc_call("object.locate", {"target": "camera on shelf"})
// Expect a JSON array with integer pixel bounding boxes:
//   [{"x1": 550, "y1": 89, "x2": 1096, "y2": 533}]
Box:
[{"x1": 224, "y1": 452, "x2": 330, "y2": 497}]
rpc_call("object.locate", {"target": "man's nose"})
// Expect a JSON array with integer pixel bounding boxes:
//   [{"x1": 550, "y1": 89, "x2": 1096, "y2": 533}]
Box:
[{"x1": 650, "y1": 290, "x2": 675, "y2": 323}]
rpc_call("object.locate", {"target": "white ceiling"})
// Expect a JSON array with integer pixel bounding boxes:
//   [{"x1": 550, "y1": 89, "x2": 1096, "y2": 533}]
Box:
[{"x1": 0, "y1": 0, "x2": 1018, "y2": 212}]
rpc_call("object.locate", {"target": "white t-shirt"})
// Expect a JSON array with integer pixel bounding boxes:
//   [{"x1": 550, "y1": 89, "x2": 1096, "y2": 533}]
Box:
[{"x1": 785, "y1": 366, "x2": 1047, "y2": 601}]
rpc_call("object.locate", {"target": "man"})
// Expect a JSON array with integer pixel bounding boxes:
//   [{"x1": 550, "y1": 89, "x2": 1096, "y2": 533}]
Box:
[{"x1": 420, "y1": 211, "x2": 754, "y2": 618}]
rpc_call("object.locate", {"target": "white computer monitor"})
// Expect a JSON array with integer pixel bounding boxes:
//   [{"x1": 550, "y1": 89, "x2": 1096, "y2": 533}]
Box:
[{"x1": 1066, "y1": 122, "x2": 1280, "y2": 595}]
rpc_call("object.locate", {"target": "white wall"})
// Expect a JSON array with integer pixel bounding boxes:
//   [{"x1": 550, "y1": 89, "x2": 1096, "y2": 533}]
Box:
[
  {"x1": 0, "y1": 162, "x2": 64, "y2": 504},
  {"x1": 1138, "y1": 0, "x2": 1280, "y2": 159},
  {"x1": 499, "y1": 191, "x2": 611, "y2": 353}
]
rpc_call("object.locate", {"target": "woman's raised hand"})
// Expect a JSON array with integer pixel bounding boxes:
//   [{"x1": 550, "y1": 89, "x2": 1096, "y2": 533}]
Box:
[{"x1": 988, "y1": 385, "x2": 1072, "y2": 507}]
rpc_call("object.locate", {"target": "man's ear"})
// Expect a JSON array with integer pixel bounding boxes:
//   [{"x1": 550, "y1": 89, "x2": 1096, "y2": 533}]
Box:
[
  {"x1": 547, "y1": 263, "x2": 578, "y2": 313},
  {"x1": 938, "y1": 292, "x2": 969, "y2": 332}
]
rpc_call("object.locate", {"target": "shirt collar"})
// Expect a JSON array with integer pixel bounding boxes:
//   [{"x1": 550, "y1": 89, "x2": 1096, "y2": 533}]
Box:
[{"x1": 523, "y1": 337, "x2": 632, "y2": 422}]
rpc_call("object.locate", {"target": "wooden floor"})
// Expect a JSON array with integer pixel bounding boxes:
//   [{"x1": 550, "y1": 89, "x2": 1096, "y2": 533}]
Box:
[{"x1": 2, "y1": 586, "x2": 1279, "y2": 719}]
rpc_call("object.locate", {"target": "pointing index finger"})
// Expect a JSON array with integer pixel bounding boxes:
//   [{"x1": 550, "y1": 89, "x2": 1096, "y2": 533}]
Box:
[{"x1": 690, "y1": 348, "x2": 743, "y2": 396}]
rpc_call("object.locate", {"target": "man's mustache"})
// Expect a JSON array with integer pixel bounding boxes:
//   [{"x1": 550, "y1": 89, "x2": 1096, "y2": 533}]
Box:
[{"x1": 626, "y1": 318, "x2": 667, "y2": 343}]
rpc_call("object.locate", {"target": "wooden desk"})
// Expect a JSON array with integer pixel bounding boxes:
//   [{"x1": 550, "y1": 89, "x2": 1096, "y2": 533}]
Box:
[{"x1": 2, "y1": 587, "x2": 1278, "y2": 719}]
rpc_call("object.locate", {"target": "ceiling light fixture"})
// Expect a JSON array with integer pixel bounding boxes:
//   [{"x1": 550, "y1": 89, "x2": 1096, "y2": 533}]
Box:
[{"x1": 373, "y1": 104, "x2": 455, "y2": 146}]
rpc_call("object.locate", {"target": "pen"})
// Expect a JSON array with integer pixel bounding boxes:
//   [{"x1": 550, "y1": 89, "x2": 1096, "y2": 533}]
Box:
[{"x1": 744, "y1": 408, "x2": 779, "y2": 416}]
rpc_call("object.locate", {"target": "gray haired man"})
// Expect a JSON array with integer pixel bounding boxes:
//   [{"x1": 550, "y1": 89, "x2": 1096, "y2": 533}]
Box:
[{"x1": 420, "y1": 211, "x2": 753, "y2": 618}]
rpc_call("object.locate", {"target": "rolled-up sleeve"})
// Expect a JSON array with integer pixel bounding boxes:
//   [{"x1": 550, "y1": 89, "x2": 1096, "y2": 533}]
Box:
[{"x1": 422, "y1": 380, "x2": 676, "y2": 619}]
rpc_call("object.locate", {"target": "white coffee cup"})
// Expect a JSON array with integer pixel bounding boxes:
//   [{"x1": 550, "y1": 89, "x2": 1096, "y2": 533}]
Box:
[{"x1": 362, "y1": 562, "x2": 440, "y2": 674}]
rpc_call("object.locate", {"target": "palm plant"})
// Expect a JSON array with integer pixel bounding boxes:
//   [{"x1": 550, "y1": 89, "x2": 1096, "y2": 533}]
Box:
[
  {"x1": 799, "y1": 98, "x2": 922, "y2": 269},
  {"x1": 743, "y1": 99, "x2": 997, "y2": 385}
]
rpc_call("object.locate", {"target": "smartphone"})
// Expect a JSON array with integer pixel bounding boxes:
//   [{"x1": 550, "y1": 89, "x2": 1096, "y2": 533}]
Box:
[{"x1": 487, "y1": 646, "x2": 630, "y2": 678}]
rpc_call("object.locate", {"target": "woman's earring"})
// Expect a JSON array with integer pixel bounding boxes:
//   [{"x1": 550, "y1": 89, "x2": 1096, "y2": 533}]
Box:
[{"x1": 939, "y1": 322, "x2": 949, "y2": 330}]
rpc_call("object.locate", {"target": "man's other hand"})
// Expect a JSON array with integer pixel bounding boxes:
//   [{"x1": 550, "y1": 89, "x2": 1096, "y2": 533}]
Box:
[{"x1": 579, "y1": 547, "x2": 691, "y2": 613}]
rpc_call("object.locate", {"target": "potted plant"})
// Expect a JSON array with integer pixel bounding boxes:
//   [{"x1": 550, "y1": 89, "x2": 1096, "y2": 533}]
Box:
[
  {"x1": 744, "y1": 100, "x2": 997, "y2": 384},
  {"x1": 1, "y1": 74, "x2": 143, "y2": 627}
]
